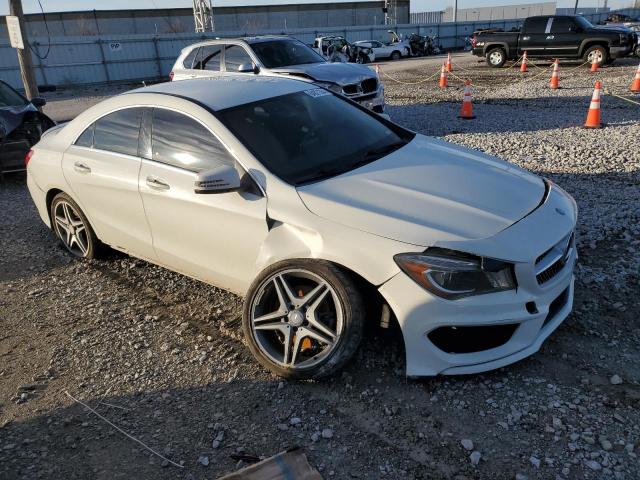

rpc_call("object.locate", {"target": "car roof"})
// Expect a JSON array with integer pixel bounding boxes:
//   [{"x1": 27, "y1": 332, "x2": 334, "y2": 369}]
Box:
[
  {"x1": 125, "y1": 76, "x2": 311, "y2": 111},
  {"x1": 181, "y1": 35, "x2": 295, "y2": 50}
]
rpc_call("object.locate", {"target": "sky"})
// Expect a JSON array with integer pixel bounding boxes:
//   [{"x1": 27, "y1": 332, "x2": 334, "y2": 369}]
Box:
[{"x1": 0, "y1": 0, "x2": 633, "y2": 16}]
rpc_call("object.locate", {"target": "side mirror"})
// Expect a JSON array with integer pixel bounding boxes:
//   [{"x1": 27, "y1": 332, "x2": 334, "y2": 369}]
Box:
[
  {"x1": 238, "y1": 62, "x2": 259, "y2": 74},
  {"x1": 194, "y1": 165, "x2": 241, "y2": 194},
  {"x1": 31, "y1": 97, "x2": 47, "y2": 107}
]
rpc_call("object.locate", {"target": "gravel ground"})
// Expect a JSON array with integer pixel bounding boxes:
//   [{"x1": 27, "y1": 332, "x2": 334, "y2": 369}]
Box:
[{"x1": 1, "y1": 54, "x2": 639, "y2": 480}]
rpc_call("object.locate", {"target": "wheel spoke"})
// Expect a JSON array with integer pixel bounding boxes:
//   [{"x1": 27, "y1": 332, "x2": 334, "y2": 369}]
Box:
[
  {"x1": 298, "y1": 281, "x2": 327, "y2": 309},
  {"x1": 290, "y1": 334, "x2": 303, "y2": 366},
  {"x1": 304, "y1": 288, "x2": 337, "y2": 340},
  {"x1": 277, "y1": 274, "x2": 299, "y2": 307},
  {"x1": 75, "y1": 233, "x2": 88, "y2": 255},
  {"x1": 254, "y1": 321, "x2": 286, "y2": 332},
  {"x1": 297, "y1": 326, "x2": 333, "y2": 347}
]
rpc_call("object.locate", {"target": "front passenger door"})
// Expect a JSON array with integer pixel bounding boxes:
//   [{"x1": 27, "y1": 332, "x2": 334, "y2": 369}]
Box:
[
  {"x1": 223, "y1": 44, "x2": 254, "y2": 73},
  {"x1": 138, "y1": 108, "x2": 268, "y2": 294}
]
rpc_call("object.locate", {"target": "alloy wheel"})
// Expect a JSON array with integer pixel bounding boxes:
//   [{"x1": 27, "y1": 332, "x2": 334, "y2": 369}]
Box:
[
  {"x1": 53, "y1": 200, "x2": 90, "y2": 257},
  {"x1": 249, "y1": 269, "x2": 344, "y2": 369},
  {"x1": 489, "y1": 51, "x2": 503, "y2": 65},
  {"x1": 587, "y1": 49, "x2": 603, "y2": 64}
]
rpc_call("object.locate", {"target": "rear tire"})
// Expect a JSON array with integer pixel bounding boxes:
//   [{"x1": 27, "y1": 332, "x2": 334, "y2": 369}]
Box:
[
  {"x1": 242, "y1": 259, "x2": 365, "y2": 380},
  {"x1": 486, "y1": 47, "x2": 506, "y2": 68},
  {"x1": 583, "y1": 45, "x2": 608, "y2": 66},
  {"x1": 50, "y1": 192, "x2": 103, "y2": 259},
  {"x1": 391, "y1": 51, "x2": 402, "y2": 61}
]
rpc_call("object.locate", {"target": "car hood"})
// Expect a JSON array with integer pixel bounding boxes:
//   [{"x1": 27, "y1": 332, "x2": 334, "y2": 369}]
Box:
[
  {"x1": 0, "y1": 104, "x2": 38, "y2": 140},
  {"x1": 270, "y1": 62, "x2": 376, "y2": 86},
  {"x1": 592, "y1": 25, "x2": 633, "y2": 33},
  {"x1": 297, "y1": 135, "x2": 545, "y2": 246}
]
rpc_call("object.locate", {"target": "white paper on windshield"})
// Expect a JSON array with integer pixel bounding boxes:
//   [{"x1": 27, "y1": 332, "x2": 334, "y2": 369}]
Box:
[{"x1": 304, "y1": 88, "x2": 331, "y2": 98}]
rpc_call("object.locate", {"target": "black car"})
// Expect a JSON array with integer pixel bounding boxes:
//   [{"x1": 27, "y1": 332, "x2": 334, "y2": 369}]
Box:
[
  {"x1": 0, "y1": 80, "x2": 55, "y2": 174},
  {"x1": 472, "y1": 15, "x2": 638, "y2": 67}
]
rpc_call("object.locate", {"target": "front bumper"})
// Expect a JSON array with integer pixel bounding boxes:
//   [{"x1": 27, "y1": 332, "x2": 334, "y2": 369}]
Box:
[
  {"x1": 379, "y1": 184, "x2": 578, "y2": 377},
  {"x1": 610, "y1": 44, "x2": 634, "y2": 58}
]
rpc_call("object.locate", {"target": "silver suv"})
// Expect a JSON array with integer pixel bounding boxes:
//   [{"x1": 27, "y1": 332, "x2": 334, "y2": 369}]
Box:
[{"x1": 169, "y1": 36, "x2": 385, "y2": 112}]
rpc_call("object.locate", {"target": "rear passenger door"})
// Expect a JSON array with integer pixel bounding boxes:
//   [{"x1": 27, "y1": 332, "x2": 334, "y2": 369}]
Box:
[
  {"x1": 223, "y1": 44, "x2": 255, "y2": 73},
  {"x1": 173, "y1": 47, "x2": 200, "y2": 80},
  {"x1": 138, "y1": 108, "x2": 268, "y2": 293},
  {"x1": 518, "y1": 16, "x2": 552, "y2": 57},
  {"x1": 62, "y1": 107, "x2": 156, "y2": 259},
  {"x1": 546, "y1": 17, "x2": 581, "y2": 58}
]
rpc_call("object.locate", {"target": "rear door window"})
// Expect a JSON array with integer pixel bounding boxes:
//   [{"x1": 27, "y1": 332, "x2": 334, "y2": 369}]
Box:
[
  {"x1": 182, "y1": 47, "x2": 199, "y2": 69},
  {"x1": 93, "y1": 108, "x2": 144, "y2": 157},
  {"x1": 149, "y1": 108, "x2": 234, "y2": 172},
  {"x1": 224, "y1": 45, "x2": 253, "y2": 72},
  {"x1": 75, "y1": 123, "x2": 95, "y2": 147},
  {"x1": 523, "y1": 17, "x2": 550, "y2": 33},
  {"x1": 198, "y1": 44, "x2": 223, "y2": 71}
]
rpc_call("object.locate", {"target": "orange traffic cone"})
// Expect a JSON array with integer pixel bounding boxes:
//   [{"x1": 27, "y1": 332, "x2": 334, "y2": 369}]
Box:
[
  {"x1": 439, "y1": 63, "x2": 448, "y2": 89},
  {"x1": 550, "y1": 59, "x2": 560, "y2": 89},
  {"x1": 584, "y1": 81, "x2": 603, "y2": 129},
  {"x1": 520, "y1": 51, "x2": 528, "y2": 73},
  {"x1": 446, "y1": 52, "x2": 453, "y2": 72},
  {"x1": 590, "y1": 57, "x2": 599, "y2": 73},
  {"x1": 458, "y1": 80, "x2": 476, "y2": 119},
  {"x1": 630, "y1": 63, "x2": 640, "y2": 93}
]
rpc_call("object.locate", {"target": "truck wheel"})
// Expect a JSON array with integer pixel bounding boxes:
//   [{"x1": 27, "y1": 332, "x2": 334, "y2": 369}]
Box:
[
  {"x1": 486, "y1": 48, "x2": 506, "y2": 68},
  {"x1": 583, "y1": 45, "x2": 608, "y2": 66}
]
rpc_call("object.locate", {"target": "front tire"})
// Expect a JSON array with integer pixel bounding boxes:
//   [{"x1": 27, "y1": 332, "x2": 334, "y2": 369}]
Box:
[
  {"x1": 486, "y1": 47, "x2": 507, "y2": 68},
  {"x1": 242, "y1": 260, "x2": 364, "y2": 380},
  {"x1": 391, "y1": 51, "x2": 402, "y2": 61},
  {"x1": 50, "y1": 192, "x2": 102, "y2": 259},
  {"x1": 583, "y1": 45, "x2": 608, "y2": 66}
]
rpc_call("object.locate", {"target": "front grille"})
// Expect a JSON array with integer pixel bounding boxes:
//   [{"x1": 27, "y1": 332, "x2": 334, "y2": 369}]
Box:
[
  {"x1": 341, "y1": 79, "x2": 378, "y2": 97},
  {"x1": 361, "y1": 78, "x2": 378, "y2": 94},
  {"x1": 342, "y1": 84, "x2": 358, "y2": 95},
  {"x1": 535, "y1": 232, "x2": 574, "y2": 285},
  {"x1": 427, "y1": 324, "x2": 519, "y2": 354}
]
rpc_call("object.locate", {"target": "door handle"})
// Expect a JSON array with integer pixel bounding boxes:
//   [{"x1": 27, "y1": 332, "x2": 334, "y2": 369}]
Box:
[
  {"x1": 546, "y1": 35, "x2": 555, "y2": 40},
  {"x1": 146, "y1": 176, "x2": 170, "y2": 191},
  {"x1": 73, "y1": 161, "x2": 91, "y2": 174}
]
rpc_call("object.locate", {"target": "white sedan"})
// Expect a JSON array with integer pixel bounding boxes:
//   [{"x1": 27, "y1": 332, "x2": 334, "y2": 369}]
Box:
[
  {"x1": 353, "y1": 40, "x2": 407, "y2": 60},
  {"x1": 26, "y1": 76, "x2": 577, "y2": 379}
]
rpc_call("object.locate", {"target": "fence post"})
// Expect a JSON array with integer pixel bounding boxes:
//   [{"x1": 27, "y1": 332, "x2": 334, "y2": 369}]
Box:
[
  {"x1": 97, "y1": 39, "x2": 110, "y2": 83},
  {"x1": 152, "y1": 36, "x2": 163, "y2": 79}
]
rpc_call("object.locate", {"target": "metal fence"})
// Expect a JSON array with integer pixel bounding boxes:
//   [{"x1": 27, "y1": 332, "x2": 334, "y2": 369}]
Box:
[
  {"x1": 409, "y1": 11, "x2": 444, "y2": 24},
  {"x1": 1, "y1": 8, "x2": 638, "y2": 90}
]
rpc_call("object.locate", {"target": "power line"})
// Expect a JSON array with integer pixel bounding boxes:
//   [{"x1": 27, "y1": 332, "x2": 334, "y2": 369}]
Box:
[{"x1": 28, "y1": 0, "x2": 51, "y2": 60}]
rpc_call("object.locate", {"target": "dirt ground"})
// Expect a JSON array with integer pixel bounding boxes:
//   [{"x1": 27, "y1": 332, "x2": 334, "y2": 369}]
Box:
[{"x1": 1, "y1": 54, "x2": 639, "y2": 480}]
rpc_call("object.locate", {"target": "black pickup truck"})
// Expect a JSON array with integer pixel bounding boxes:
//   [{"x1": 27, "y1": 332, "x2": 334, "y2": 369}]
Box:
[{"x1": 472, "y1": 15, "x2": 638, "y2": 67}]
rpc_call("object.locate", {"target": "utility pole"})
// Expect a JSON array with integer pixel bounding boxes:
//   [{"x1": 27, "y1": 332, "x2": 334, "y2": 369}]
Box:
[
  {"x1": 573, "y1": 0, "x2": 579, "y2": 14},
  {"x1": 453, "y1": 0, "x2": 458, "y2": 22},
  {"x1": 8, "y1": 0, "x2": 39, "y2": 99}
]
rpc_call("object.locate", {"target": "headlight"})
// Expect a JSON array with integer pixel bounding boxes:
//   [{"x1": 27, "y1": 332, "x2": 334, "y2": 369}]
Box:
[
  {"x1": 315, "y1": 81, "x2": 343, "y2": 94},
  {"x1": 394, "y1": 249, "x2": 516, "y2": 300}
]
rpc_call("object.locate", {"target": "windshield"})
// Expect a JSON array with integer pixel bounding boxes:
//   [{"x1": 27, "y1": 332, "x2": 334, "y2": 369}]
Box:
[
  {"x1": 0, "y1": 81, "x2": 28, "y2": 108},
  {"x1": 250, "y1": 39, "x2": 325, "y2": 68},
  {"x1": 575, "y1": 16, "x2": 594, "y2": 29},
  {"x1": 217, "y1": 89, "x2": 413, "y2": 185}
]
